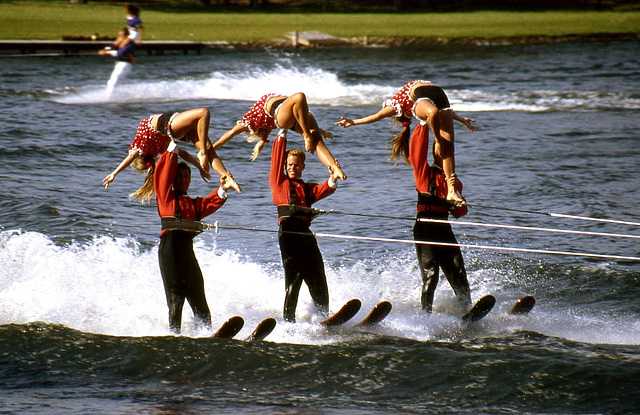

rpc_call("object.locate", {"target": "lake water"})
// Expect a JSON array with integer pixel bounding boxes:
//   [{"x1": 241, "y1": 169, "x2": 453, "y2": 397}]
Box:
[{"x1": 1, "y1": 40, "x2": 639, "y2": 414}]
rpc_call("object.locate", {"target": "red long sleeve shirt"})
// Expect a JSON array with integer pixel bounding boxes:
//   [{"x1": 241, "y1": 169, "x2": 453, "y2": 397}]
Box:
[
  {"x1": 154, "y1": 148, "x2": 226, "y2": 235},
  {"x1": 269, "y1": 134, "x2": 335, "y2": 221}
]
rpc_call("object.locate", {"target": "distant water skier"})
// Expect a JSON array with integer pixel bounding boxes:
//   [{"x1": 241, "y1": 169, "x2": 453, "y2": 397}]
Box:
[
  {"x1": 99, "y1": 27, "x2": 136, "y2": 97},
  {"x1": 125, "y1": 4, "x2": 144, "y2": 44}
]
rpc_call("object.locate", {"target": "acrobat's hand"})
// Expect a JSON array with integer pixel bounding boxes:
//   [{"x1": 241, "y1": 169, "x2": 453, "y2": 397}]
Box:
[
  {"x1": 197, "y1": 165, "x2": 212, "y2": 182},
  {"x1": 320, "y1": 128, "x2": 333, "y2": 140},
  {"x1": 102, "y1": 173, "x2": 115, "y2": 189},
  {"x1": 335, "y1": 117, "x2": 355, "y2": 128},
  {"x1": 329, "y1": 160, "x2": 347, "y2": 181},
  {"x1": 221, "y1": 172, "x2": 242, "y2": 194},
  {"x1": 462, "y1": 117, "x2": 477, "y2": 132}
]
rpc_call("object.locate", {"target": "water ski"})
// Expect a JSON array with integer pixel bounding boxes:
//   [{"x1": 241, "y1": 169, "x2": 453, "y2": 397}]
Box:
[
  {"x1": 508, "y1": 296, "x2": 536, "y2": 315},
  {"x1": 245, "y1": 317, "x2": 277, "y2": 341},
  {"x1": 320, "y1": 299, "x2": 362, "y2": 327},
  {"x1": 461, "y1": 295, "x2": 496, "y2": 322},
  {"x1": 212, "y1": 316, "x2": 244, "y2": 339},
  {"x1": 356, "y1": 301, "x2": 392, "y2": 327}
]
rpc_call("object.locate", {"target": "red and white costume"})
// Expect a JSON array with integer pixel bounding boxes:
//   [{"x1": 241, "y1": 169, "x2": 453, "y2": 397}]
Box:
[
  {"x1": 238, "y1": 93, "x2": 280, "y2": 140},
  {"x1": 129, "y1": 116, "x2": 171, "y2": 159},
  {"x1": 383, "y1": 80, "x2": 425, "y2": 119}
]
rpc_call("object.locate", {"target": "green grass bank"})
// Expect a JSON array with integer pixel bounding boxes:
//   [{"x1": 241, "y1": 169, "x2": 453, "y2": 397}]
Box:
[{"x1": 1, "y1": 0, "x2": 638, "y2": 43}]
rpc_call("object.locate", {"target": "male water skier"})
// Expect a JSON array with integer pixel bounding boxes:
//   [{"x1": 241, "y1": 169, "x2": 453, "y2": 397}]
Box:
[
  {"x1": 409, "y1": 118, "x2": 473, "y2": 315},
  {"x1": 269, "y1": 130, "x2": 343, "y2": 322},
  {"x1": 99, "y1": 27, "x2": 136, "y2": 97},
  {"x1": 154, "y1": 141, "x2": 236, "y2": 334}
]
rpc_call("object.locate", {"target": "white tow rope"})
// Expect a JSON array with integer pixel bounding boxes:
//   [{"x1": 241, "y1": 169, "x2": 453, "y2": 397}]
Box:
[
  {"x1": 208, "y1": 223, "x2": 640, "y2": 262},
  {"x1": 467, "y1": 204, "x2": 640, "y2": 227},
  {"x1": 417, "y1": 218, "x2": 640, "y2": 240}
]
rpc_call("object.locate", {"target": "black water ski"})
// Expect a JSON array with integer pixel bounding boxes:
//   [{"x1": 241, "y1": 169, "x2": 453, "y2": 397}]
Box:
[
  {"x1": 461, "y1": 295, "x2": 496, "y2": 322},
  {"x1": 320, "y1": 299, "x2": 362, "y2": 327},
  {"x1": 212, "y1": 316, "x2": 244, "y2": 339},
  {"x1": 245, "y1": 317, "x2": 277, "y2": 341},
  {"x1": 356, "y1": 301, "x2": 392, "y2": 327},
  {"x1": 508, "y1": 296, "x2": 536, "y2": 315}
]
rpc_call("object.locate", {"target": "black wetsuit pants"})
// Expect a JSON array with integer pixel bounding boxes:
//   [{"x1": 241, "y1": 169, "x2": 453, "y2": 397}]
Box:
[
  {"x1": 413, "y1": 214, "x2": 471, "y2": 313},
  {"x1": 158, "y1": 231, "x2": 212, "y2": 333},
  {"x1": 278, "y1": 218, "x2": 329, "y2": 322}
]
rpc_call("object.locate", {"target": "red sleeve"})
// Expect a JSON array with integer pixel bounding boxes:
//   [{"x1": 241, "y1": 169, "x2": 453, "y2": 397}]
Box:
[
  {"x1": 306, "y1": 180, "x2": 335, "y2": 205},
  {"x1": 194, "y1": 190, "x2": 226, "y2": 219},
  {"x1": 154, "y1": 150, "x2": 177, "y2": 218},
  {"x1": 408, "y1": 123, "x2": 431, "y2": 193},
  {"x1": 270, "y1": 134, "x2": 290, "y2": 206}
]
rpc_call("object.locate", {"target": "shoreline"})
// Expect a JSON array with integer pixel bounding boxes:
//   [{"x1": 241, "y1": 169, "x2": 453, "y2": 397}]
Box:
[
  {"x1": 1, "y1": 33, "x2": 637, "y2": 57},
  {"x1": 243, "y1": 32, "x2": 639, "y2": 48}
]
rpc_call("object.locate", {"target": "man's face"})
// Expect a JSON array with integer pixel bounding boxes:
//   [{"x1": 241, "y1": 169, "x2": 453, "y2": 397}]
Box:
[
  {"x1": 174, "y1": 167, "x2": 191, "y2": 193},
  {"x1": 286, "y1": 155, "x2": 305, "y2": 180}
]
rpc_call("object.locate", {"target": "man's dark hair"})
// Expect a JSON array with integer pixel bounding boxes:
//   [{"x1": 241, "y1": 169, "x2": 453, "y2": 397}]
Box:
[{"x1": 177, "y1": 162, "x2": 191, "y2": 174}]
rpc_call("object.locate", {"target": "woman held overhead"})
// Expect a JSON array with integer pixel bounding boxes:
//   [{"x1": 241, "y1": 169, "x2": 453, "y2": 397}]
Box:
[
  {"x1": 213, "y1": 92, "x2": 346, "y2": 180},
  {"x1": 103, "y1": 108, "x2": 241, "y2": 203},
  {"x1": 336, "y1": 80, "x2": 476, "y2": 202}
]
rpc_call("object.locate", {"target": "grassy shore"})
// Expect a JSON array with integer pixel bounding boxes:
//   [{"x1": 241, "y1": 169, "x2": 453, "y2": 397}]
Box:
[{"x1": 1, "y1": 0, "x2": 639, "y2": 43}]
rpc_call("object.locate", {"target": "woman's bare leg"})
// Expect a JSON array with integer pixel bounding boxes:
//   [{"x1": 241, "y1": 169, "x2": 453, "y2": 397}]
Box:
[
  {"x1": 195, "y1": 142, "x2": 242, "y2": 193},
  {"x1": 437, "y1": 109, "x2": 462, "y2": 203},
  {"x1": 415, "y1": 101, "x2": 462, "y2": 203},
  {"x1": 172, "y1": 108, "x2": 241, "y2": 193},
  {"x1": 292, "y1": 112, "x2": 347, "y2": 180},
  {"x1": 276, "y1": 93, "x2": 317, "y2": 153},
  {"x1": 169, "y1": 108, "x2": 211, "y2": 172}
]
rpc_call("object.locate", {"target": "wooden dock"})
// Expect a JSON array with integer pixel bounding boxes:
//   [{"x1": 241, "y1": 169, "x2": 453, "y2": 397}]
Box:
[
  {"x1": 0, "y1": 32, "x2": 360, "y2": 57},
  {"x1": 0, "y1": 40, "x2": 222, "y2": 57}
]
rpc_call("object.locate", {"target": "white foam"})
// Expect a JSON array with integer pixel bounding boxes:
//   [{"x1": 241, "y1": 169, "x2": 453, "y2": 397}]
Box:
[
  {"x1": 1, "y1": 230, "x2": 638, "y2": 345},
  {"x1": 49, "y1": 64, "x2": 640, "y2": 112}
]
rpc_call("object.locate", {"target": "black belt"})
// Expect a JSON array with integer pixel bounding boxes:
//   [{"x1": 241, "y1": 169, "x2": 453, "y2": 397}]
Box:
[
  {"x1": 277, "y1": 205, "x2": 325, "y2": 222},
  {"x1": 161, "y1": 217, "x2": 205, "y2": 234},
  {"x1": 417, "y1": 192, "x2": 455, "y2": 209}
]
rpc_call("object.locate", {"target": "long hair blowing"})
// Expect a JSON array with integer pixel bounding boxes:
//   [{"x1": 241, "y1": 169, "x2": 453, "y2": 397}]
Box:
[
  {"x1": 247, "y1": 130, "x2": 268, "y2": 161},
  {"x1": 389, "y1": 117, "x2": 412, "y2": 165},
  {"x1": 129, "y1": 156, "x2": 155, "y2": 204}
]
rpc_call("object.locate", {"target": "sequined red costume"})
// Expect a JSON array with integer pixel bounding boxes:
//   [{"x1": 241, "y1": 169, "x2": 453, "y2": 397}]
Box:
[
  {"x1": 238, "y1": 93, "x2": 280, "y2": 140},
  {"x1": 128, "y1": 116, "x2": 171, "y2": 159},
  {"x1": 383, "y1": 80, "x2": 431, "y2": 119}
]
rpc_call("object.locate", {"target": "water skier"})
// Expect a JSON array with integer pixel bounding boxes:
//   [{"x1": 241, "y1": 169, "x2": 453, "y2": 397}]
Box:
[
  {"x1": 270, "y1": 131, "x2": 343, "y2": 322},
  {"x1": 155, "y1": 141, "x2": 236, "y2": 334},
  {"x1": 336, "y1": 80, "x2": 476, "y2": 203},
  {"x1": 125, "y1": 4, "x2": 144, "y2": 45},
  {"x1": 406, "y1": 99, "x2": 474, "y2": 314},
  {"x1": 99, "y1": 27, "x2": 136, "y2": 97},
  {"x1": 103, "y1": 108, "x2": 242, "y2": 203},
  {"x1": 213, "y1": 92, "x2": 347, "y2": 180}
]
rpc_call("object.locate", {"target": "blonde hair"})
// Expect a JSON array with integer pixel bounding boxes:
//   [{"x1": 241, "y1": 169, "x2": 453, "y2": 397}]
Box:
[
  {"x1": 247, "y1": 130, "x2": 269, "y2": 161},
  {"x1": 286, "y1": 148, "x2": 306, "y2": 162},
  {"x1": 129, "y1": 157, "x2": 155, "y2": 204},
  {"x1": 389, "y1": 117, "x2": 411, "y2": 165}
]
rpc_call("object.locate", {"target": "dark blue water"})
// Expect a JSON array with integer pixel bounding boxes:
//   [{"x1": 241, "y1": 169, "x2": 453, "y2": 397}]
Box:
[{"x1": 1, "y1": 40, "x2": 639, "y2": 414}]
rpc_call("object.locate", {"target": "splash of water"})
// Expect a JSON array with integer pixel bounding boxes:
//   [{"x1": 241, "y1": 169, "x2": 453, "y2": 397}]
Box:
[{"x1": 1, "y1": 230, "x2": 638, "y2": 345}]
